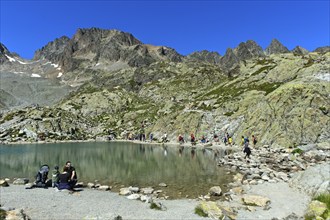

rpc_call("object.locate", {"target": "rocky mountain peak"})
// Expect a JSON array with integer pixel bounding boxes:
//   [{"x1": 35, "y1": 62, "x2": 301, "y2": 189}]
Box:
[
  {"x1": 292, "y1": 46, "x2": 309, "y2": 55},
  {"x1": 265, "y1": 38, "x2": 290, "y2": 55},
  {"x1": 186, "y1": 50, "x2": 222, "y2": 64},
  {"x1": 220, "y1": 48, "x2": 240, "y2": 71},
  {"x1": 72, "y1": 28, "x2": 142, "y2": 48},
  {"x1": 33, "y1": 36, "x2": 70, "y2": 61},
  {"x1": 314, "y1": 46, "x2": 330, "y2": 54},
  {"x1": 234, "y1": 40, "x2": 265, "y2": 60},
  {"x1": 0, "y1": 43, "x2": 15, "y2": 64}
]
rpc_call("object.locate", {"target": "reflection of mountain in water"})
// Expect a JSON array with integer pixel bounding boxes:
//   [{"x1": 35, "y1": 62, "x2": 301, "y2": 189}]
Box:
[{"x1": 0, "y1": 142, "x2": 232, "y2": 190}]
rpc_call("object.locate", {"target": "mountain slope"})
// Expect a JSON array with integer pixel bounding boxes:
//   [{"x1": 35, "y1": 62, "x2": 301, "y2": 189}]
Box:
[{"x1": 0, "y1": 28, "x2": 329, "y2": 148}]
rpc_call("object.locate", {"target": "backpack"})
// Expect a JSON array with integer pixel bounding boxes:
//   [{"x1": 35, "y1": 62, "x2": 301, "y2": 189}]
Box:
[{"x1": 35, "y1": 165, "x2": 49, "y2": 187}]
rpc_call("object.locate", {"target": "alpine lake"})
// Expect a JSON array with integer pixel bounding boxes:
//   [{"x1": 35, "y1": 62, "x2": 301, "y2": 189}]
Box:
[{"x1": 0, "y1": 141, "x2": 234, "y2": 199}]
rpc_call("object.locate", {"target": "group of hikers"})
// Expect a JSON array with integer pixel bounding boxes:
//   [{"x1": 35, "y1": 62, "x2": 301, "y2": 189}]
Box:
[{"x1": 29, "y1": 161, "x2": 78, "y2": 191}]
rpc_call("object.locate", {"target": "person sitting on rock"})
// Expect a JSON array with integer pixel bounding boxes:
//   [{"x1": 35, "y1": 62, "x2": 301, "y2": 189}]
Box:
[
  {"x1": 51, "y1": 165, "x2": 60, "y2": 188},
  {"x1": 58, "y1": 166, "x2": 71, "y2": 190},
  {"x1": 65, "y1": 161, "x2": 77, "y2": 189}
]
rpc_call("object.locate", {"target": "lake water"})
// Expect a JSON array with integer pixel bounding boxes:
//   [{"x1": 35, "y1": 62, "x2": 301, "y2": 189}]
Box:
[{"x1": 0, "y1": 141, "x2": 233, "y2": 199}]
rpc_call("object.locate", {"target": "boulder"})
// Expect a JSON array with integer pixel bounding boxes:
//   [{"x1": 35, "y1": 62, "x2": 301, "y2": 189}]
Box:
[
  {"x1": 119, "y1": 188, "x2": 131, "y2": 196},
  {"x1": 5, "y1": 209, "x2": 30, "y2": 220},
  {"x1": 289, "y1": 163, "x2": 330, "y2": 196},
  {"x1": 242, "y1": 194, "x2": 270, "y2": 207},
  {"x1": 128, "y1": 186, "x2": 139, "y2": 193},
  {"x1": 209, "y1": 186, "x2": 222, "y2": 196},
  {"x1": 98, "y1": 185, "x2": 110, "y2": 191},
  {"x1": 197, "y1": 201, "x2": 223, "y2": 219},
  {"x1": 141, "y1": 187, "x2": 154, "y2": 194},
  {"x1": 87, "y1": 183, "x2": 95, "y2": 188},
  {"x1": 13, "y1": 178, "x2": 29, "y2": 185},
  {"x1": 126, "y1": 194, "x2": 140, "y2": 200},
  {"x1": 0, "y1": 179, "x2": 9, "y2": 187}
]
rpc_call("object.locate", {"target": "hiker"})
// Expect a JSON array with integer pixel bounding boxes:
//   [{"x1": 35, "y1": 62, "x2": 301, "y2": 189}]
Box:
[
  {"x1": 65, "y1": 161, "x2": 77, "y2": 189},
  {"x1": 58, "y1": 166, "x2": 71, "y2": 190},
  {"x1": 213, "y1": 134, "x2": 219, "y2": 143},
  {"x1": 51, "y1": 165, "x2": 60, "y2": 188},
  {"x1": 252, "y1": 135, "x2": 257, "y2": 146},
  {"x1": 228, "y1": 136, "x2": 233, "y2": 146},
  {"x1": 178, "y1": 134, "x2": 184, "y2": 144},
  {"x1": 201, "y1": 135, "x2": 206, "y2": 144},
  {"x1": 162, "y1": 133, "x2": 168, "y2": 143},
  {"x1": 190, "y1": 133, "x2": 195, "y2": 143},
  {"x1": 243, "y1": 140, "x2": 251, "y2": 159},
  {"x1": 240, "y1": 136, "x2": 245, "y2": 146},
  {"x1": 150, "y1": 133, "x2": 153, "y2": 142}
]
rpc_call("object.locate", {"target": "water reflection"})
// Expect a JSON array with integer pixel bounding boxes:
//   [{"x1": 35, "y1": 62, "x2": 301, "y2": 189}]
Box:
[{"x1": 0, "y1": 142, "x2": 233, "y2": 198}]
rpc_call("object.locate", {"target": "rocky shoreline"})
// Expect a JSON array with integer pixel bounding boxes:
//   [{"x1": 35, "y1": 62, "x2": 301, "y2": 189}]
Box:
[{"x1": 0, "y1": 141, "x2": 329, "y2": 219}]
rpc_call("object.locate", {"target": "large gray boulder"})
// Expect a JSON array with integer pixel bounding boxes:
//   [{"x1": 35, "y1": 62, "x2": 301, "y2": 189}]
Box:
[{"x1": 289, "y1": 163, "x2": 330, "y2": 196}]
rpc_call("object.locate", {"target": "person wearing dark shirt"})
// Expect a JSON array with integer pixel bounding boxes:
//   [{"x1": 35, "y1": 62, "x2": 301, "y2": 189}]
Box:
[
  {"x1": 65, "y1": 161, "x2": 77, "y2": 188},
  {"x1": 58, "y1": 166, "x2": 71, "y2": 190}
]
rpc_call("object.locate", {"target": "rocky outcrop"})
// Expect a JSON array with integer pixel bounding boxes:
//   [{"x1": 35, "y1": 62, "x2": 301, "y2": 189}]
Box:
[
  {"x1": 186, "y1": 50, "x2": 222, "y2": 64},
  {"x1": 0, "y1": 42, "x2": 11, "y2": 63},
  {"x1": 220, "y1": 48, "x2": 240, "y2": 71},
  {"x1": 33, "y1": 28, "x2": 183, "y2": 72},
  {"x1": 33, "y1": 36, "x2": 70, "y2": 61},
  {"x1": 265, "y1": 39, "x2": 290, "y2": 55},
  {"x1": 292, "y1": 46, "x2": 309, "y2": 55},
  {"x1": 314, "y1": 46, "x2": 330, "y2": 53},
  {"x1": 234, "y1": 40, "x2": 265, "y2": 61},
  {"x1": 289, "y1": 163, "x2": 330, "y2": 196}
]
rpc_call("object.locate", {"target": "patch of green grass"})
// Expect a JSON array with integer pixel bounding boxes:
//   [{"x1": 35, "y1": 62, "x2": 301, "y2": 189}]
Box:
[
  {"x1": 251, "y1": 65, "x2": 274, "y2": 76},
  {"x1": 150, "y1": 202, "x2": 162, "y2": 210},
  {"x1": 252, "y1": 82, "x2": 282, "y2": 95},
  {"x1": 194, "y1": 207, "x2": 208, "y2": 217},
  {"x1": 291, "y1": 148, "x2": 303, "y2": 155}
]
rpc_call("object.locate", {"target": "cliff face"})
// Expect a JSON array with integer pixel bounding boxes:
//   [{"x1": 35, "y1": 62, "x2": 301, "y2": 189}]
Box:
[{"x1": 0, "y1": 29, "x2": 329, "y2": 148}]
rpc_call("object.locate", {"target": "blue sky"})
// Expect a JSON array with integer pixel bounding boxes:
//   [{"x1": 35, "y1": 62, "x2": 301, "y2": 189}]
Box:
[{"x1": 1, "y1": 0, "x2": 329, "y2": 59}]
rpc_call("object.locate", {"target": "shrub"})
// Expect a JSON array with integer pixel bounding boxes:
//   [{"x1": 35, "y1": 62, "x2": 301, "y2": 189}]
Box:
[
  {"x1": 150, "y1": 202, "x2": 161, "y2": 210},
  {"x1": 194, "y1": 207, "x2": 208, "y2": 217},
  {"x1": 291, "y1": 148, "x2": 303, "y2": 155}
]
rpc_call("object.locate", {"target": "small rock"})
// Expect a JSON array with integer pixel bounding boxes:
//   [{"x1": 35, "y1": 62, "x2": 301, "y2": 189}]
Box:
[
  {"x1": 197, "y1": 201, "x2": 223, "y2": 219},
  {"x1": 87, "y1": 183, "x2": 95, "y2": 188},
  {"x1": 242, "y1": 194, "x2": 271, "y2": 207},
  {"x1": 141, "y1": 187, "x2": 154, "y2": 194},
  {"x1": 13, "y1": 178, "x2": 29, "y2": 185},
  {"x1": 159, "y1": 183, "x2": 167, "y2": 187},
  {"x1": 126, "y1": 193, "x2": 140, "y2": 200},
  {"x1": 119, "y1": 188, "x2": 131, "y2": 196},
  {"x1": 0, "y1": 179, "x2": 9, "y2": 187},
  {"x1": 209, "y1": 186, "x2": 222, "y2": 196},
  {"x1": 98, "y1": 185, "x2": 110, "y2": 191},
  {"x1": 129, "y1": 186, "x2": 139, "y2": 193},
  {"x1": 5, "y1": 209, "x2": 30, "y2": 220}
]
